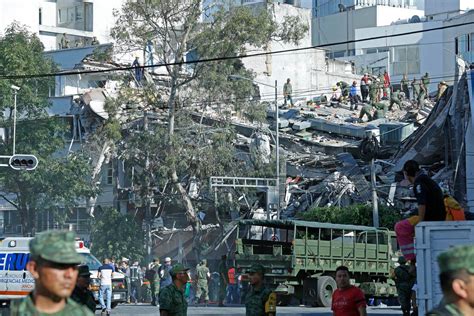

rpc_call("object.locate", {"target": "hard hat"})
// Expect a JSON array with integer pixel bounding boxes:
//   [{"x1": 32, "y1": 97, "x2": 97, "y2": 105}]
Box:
[
  {"x1": 332, "y1": 86, "x2": 337, "y2": 91},
  {"x1": 165, "y1": 257, "x2": 171, "y2": 263}
]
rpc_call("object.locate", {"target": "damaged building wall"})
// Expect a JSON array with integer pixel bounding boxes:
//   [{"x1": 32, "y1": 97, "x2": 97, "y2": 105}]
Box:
[
  {"x1": 241, "y1": 3, "x2": 358, "y2": 99},
  {"x1": 392, "y1": 65, "x2": 472, "y2": 206}
]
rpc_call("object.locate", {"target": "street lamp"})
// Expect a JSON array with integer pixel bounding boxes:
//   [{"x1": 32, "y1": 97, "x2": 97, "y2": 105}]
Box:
[
  {"x1": 11, "y1": 85, "x2": 20, "y2": 155},
  {"x1": 229, "y1": 75, "x2": 280, "y2": 219}
]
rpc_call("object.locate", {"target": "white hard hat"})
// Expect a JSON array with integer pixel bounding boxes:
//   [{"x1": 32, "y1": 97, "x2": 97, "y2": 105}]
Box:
[{"x1": 165, "y1": 257, "x2": 171, "y2": 262}]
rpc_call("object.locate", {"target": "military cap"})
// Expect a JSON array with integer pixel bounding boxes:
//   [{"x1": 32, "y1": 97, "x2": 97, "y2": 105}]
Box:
[
  {"x1": 438, "y1": 245, "x2": 474, "y2": 274},
  {"x1": 170, "y1": 263, "x2": 190, "y2": 276},
  {"x1": 248, "y1": 264, "x2": 265, "y2": 275},
  {"x1": 29, "y1": 230, "x2": 83, "y2": 264},
  {"x1": 78, "y1": 265, "x2": 92, "y2": 277},
  {"x1": 398, "y1": 256, "x2": 407, "y2": 264}
]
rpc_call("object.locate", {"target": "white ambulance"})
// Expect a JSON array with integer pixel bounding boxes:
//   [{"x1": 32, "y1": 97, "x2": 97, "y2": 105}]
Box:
[{"x1": 0, "y1": 237, "x2": 128, "y2": 308}]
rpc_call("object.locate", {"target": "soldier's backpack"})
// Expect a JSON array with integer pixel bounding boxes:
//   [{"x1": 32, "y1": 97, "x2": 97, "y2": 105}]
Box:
[
  {"x1": 145, "y1": 267, "x2": 157, "y2": 281},
  {"x1": 444, "y1": 195, "x2": 466, "y2": 221}
]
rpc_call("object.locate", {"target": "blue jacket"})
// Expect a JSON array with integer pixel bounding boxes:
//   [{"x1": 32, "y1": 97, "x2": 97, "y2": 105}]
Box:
[{"x1": 350, "y1": 85, "x2": 358, "y2": 96}]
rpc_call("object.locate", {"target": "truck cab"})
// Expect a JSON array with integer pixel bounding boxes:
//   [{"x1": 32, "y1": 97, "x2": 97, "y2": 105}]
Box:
[{"x1": 0, "y1": 237, "x2": 127, "y2": 308}]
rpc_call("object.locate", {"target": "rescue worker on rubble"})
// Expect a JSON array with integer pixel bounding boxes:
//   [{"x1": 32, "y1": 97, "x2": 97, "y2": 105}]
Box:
[
  {"x1": 400, "y1": 74, "x2": 410, "y2": 100},
  {"x1": 417, "y1": 83, "x2": 426, "y2": 108},
  {"x1": 437, "y1": 81, "x2": 448, "y2": 102},
  {"x1": 360, "y1": 73, "x2": 370, "y2": 102},
  {"x1": 358, "y1": 103, "x2": 373, "y2": 122},
  {"x1": 394, "y1": 256, "x2": 416, "y2": 316},
  {"x1": 411, "y1": 78, "x2": 420, "y2": 103},
  {"x1": 283, "y1": 78, "x2": 294, "y2": 107},
  {"x1": 427, "y1": 245, "x2": 474, "y2": 316},
  {"x1": 373, "y1": 102, "x2": 387, "y2": 120},
  {"x1": 421, "y1": 72, "x2": 430, "y2": 97},
  {"x1": 336, "y1": 81, "x2": 350, "y2": 101},
  {"x1": 383, "y1": 70, "x2": 391, "y2": 99},
  {"x1": 389, "y1": 90, "x2": 404, "y2": 111},
  {"x1": 349, "y1": 81, "x2": 360, "y2": 111},
  {"x1": 369, "y1": 78, "x2": 379, "y2": 103}
]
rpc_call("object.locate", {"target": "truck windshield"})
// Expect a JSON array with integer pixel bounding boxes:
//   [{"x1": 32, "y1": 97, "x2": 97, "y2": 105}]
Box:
[{"x1": 80, "y1": 253, "x2": 102, "y2": 270}]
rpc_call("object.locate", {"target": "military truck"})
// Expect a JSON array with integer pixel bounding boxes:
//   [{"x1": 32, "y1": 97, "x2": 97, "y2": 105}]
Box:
[{"x1": 235, "y1": 219, "x2": 399, "y2": 307}]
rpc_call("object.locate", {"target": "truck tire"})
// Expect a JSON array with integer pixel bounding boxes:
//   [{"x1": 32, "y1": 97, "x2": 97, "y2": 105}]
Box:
[
  {"x1": 111, "y1": 302, "x2": 119, "y2": 309},
  {"x1": 316, "y1": 276, "x2": 336, "y2": 307}
]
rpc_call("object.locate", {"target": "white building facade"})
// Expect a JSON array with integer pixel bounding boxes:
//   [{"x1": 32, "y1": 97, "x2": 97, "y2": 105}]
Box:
[
  {"x1": 0, "y1": 0, "x2": 124, "y2": 51},
  {"x1": 350, "y1": 1, "x2": 474, "y2": 91}
]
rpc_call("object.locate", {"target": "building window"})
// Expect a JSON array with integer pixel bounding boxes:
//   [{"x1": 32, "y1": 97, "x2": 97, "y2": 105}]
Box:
[
  {"x1": 39, "y1": 8, "x2": 42, "y2": 25},
  {"x1": 103, "y1": 164, "x2": 113, "y2": 185},
  {"x1": 455, "y1": 34, "x2": 473, "y2": 63},
  {"x1": 393, "y1": 45, "x2": 420, "y2": 75}
]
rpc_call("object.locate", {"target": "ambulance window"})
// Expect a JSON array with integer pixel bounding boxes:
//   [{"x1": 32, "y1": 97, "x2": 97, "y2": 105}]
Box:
[{"x1": 80, "y1": 253, "x2": 101, "y2": 270}]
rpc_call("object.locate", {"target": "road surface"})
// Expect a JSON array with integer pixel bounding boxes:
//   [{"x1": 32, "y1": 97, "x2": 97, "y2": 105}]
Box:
[{"x1": 107, "y1": 303, "x2": 403, "y2": 315}]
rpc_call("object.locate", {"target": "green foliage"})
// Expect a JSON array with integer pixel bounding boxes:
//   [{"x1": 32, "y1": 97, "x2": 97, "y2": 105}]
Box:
[
  {"x1": 0, "y1": 24, "x2": 97, "y2": 235},
  {"x1": 0, "y1": 23, "x2": 55, "y2": 117},
  {"x1": 299, "y1": 204, "x2": 401, "y2": 230},
  {"x1": 90, "y1": 208, "x2": 145, "y2": 262}
]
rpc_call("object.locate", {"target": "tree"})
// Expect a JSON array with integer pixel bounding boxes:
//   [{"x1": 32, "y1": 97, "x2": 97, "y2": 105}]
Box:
[
  {"x1": 0, "y1": 24, "x2": 97, "y2": 235},
  {"x1": 298, "y1": 204, "x2": 401, "y2": 230},
  {"x1": 90, "y1": 208, "x2": 146, "y2": 262},
  {"x1": 109, "y1": 1, "x2": 308, "y2": 259}
]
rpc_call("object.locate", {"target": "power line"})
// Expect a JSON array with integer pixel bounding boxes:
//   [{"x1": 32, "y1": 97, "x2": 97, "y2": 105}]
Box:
[{"x1": 0, "y1": 21, "x2": 472, "y2": 80}]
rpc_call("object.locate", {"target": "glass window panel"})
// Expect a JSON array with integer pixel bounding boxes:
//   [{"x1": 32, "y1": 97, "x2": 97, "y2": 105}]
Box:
[{"x1": 407, "y1": 61, "x2": 420, "y2": 75}]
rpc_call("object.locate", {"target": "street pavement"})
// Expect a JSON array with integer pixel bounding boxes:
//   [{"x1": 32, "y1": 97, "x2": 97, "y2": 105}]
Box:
[{"x1": 106, "y1": 303, "x2": 403, "y2": 315}]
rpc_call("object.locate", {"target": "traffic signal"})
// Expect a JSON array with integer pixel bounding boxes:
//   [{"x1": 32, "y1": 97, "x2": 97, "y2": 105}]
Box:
[{"x1": 9, "y1": 155, "x2": 38, "y2": 171}]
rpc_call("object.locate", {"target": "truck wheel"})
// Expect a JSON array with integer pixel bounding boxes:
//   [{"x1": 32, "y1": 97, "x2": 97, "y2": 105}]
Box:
[
  {"x1": 317, "y1": 276, "x2": 336, "y2": 307},
  {"x1": 111, "y1": 302, "x2": 119, "y2": 309}
]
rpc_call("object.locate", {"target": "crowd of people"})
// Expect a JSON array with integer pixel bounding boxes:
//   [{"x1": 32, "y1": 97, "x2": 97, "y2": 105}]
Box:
[{"x1": 325, "y1": 71, "x2": 449, "y2": 123}]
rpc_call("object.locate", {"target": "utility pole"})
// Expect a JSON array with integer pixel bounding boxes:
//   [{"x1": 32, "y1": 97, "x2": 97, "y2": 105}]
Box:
[
  {"x1": 275, "y1": 79, "x2": 280, "y2": 219},
  {"x1": 371, "y1": 158, "x2": 379, "y2": 227},
  {"x1": 11, "y1": 85, "x2": 20, "y2": 155},
  {"x1": 144, "y1": 111, "x2": 152, "y2": 262}
]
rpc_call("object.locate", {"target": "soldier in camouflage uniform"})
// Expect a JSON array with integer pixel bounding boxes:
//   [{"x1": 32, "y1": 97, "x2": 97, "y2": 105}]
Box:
[
  {"x1": 71, "y1": 265, "x2": 96, "y2": 312},
  {"x1": 373, "y1": 102, "x2": 387, "y2": 120},
  {"x1": 369, "y1": 79, "x2": 379, "y2": 103},
  {"x1": 159, "y1": 263, "x2": 190, "y2": 316},
  {"x1": 195, "y1": 259, "x2": 210, "y2": 305},
  {"x1": 389, "y1": 90, "x2": 404, "y2": 111},
  {"x1": 394, "y1": 257, "x2": 415, "y2": 316},
  {"x1": 149, "y1": 258, "x2": 161, "y2": 306},
  {"x1": 427, "y1": 245, "x2": 474, "y2": 316},
  {"x1": 244, "y1": 264, "x2": 276, "y2": 316},
  {"x1": 10, "y1": 231, "x2": 93, "y2": 316},
  {"x1": 359, "y1": 103, "x2": 373, "y2": 122}
]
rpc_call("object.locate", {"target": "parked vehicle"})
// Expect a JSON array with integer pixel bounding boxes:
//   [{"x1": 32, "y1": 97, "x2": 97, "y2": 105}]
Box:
[
  {"x1": 0, "y1": 237, "x2": 127, "y2": 308},
  {"x1": 415, "y1": 221, "x2": 474, "y2": 315},
  {"x1": 235, "y1": 219, "x2": 398, "y2": 307}
]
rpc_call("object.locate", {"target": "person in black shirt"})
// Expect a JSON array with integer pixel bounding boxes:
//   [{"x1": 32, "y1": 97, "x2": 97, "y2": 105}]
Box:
[
  {"x1": 395, "y1": 160, "x2": 446, "y2": 262},
  {"x1": 403, "y1": 160, "x2": 445, "y2": 222}
]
